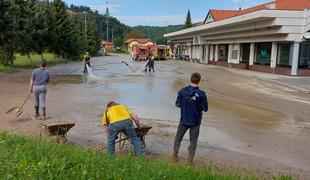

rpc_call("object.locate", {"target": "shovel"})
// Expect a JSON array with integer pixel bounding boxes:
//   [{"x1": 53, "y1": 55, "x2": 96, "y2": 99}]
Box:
[{"x1": 6, "y1": 92, "x2": 32, "y2": 117}]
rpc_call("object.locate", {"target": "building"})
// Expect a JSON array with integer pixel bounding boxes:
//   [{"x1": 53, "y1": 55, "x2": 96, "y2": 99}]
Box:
[
  {"x1": 125, "y1": 38, "x2": 154, "y2": 53},
  {"x1": 165, "y1": 0, "x2": 310, "y2": 76},
  {"x1": 100, "y1": 41, "x2": 114, "y2": 54}
]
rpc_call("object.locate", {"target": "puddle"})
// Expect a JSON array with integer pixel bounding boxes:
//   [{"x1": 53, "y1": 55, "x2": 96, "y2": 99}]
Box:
[{"x1": 49, "y1": 75, "x2": 85, "y2": 85}]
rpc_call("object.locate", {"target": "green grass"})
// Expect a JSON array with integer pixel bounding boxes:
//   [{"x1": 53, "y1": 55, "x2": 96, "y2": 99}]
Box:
[
  {"x1": 14, "y1": 53, "x2": 68, "y2": 69},
  {"x1": 0, "y1": 64, "x2": 17, "y2": 73},
  {"x1": 0, "y1": 53, "x2": 69, "y2": 72},
  {"x1": 0, "y1": 132, "x2": 292, "y2": 179}
]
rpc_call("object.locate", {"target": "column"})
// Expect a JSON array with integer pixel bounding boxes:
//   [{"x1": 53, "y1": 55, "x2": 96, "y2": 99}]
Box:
[
  {"x1": 249, "y1": 43, "x2": 255, "y2": 66},
  {"x1": 270, "y1": 42, "x2": 278, "y2": 68},
  {"x1": 209, "y1": 45, "x2": 214, "y2": 61},
  {"x1": 236, "y1": 43, "x2": 241, "y2": 64},
  {"x1": 205, "y1": 44, "x2": 209, "y2": 64},
  {"x1": 228, "y1": 44, "x2": 233, "y2": 63},
  {"x1": 215, "y1": 44, "x2": 219, "y2": 61},
  {"x1": 291, "y1": 42, "x2": 300, "y2": 76}
]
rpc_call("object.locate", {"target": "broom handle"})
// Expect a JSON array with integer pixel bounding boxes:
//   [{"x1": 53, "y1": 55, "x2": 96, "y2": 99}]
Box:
[{"x1": 19, "y1": 92, "x2": 32, "y2": 108}]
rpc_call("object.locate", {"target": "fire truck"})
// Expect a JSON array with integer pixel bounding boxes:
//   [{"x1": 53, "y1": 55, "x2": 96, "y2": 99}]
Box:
[
  {"x1": 132, "y1": 45, "x2": 148, "y2": 61},
  {"x1": 149, "y1": 45, "x2": 167, "y2": 60}
]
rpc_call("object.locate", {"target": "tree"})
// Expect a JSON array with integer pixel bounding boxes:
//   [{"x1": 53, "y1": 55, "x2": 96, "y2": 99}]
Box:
[
  {"x1": 85, "y1": 21, "x2": 100, "y2": 56},
  {"x1": 49, "y1": 0, "x2": 84, "y2": 60},
  {"x1": 18, "y1": 0, "x2": 36, "y2": 63},
  {"x1": 184, "y1": 9, "x2": 192, "y2": 29},
  {"x1": 113, "y1": 37, "x2": 123, "y2": 48},
  {"x1": 124, "y1": 31, "x2": 143, "y2": 41}
]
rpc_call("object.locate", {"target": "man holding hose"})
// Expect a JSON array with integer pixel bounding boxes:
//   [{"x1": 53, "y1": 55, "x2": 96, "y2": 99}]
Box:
[
  {"x1": 102, "y1": 101, "x2": 144, "y2": 156},
  {"x1": 29, "y1": 60, "x2": 50, "y2": 120}
]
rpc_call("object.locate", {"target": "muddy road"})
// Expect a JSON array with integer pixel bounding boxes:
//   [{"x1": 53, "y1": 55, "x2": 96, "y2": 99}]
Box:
[{"x1": 1, "y1": 55, "x2": 310, "y2": 178}]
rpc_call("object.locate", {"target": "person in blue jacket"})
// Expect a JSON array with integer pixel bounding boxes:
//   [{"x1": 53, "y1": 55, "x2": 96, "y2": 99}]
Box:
[{"x1": 172, "y1": 72, "x2": 208, "y2": 166}]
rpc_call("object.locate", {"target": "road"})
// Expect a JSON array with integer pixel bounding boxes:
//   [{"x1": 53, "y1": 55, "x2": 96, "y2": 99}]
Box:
[{"x1": 1, "y1": 54, "x2": 310, "y2": 178}]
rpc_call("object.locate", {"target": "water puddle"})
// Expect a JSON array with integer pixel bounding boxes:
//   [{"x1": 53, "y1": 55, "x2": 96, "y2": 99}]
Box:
[{"x1": 49, "y1": 75, "x2": 84, "y2": 85}]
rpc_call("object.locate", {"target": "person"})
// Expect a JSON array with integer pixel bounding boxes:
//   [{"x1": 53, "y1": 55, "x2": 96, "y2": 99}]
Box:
[
  {"x1": 29, "y1": 60, "x2": 50, "y2": 120},
  {"x1": 83, "y1": 52, "x2": 91, "y2": 73},
  {"x1": 102, "y1": 101, "x2": 145, "y2": 156},
  {"x1": 172, "y1": 72, "x2": 208, "y2": 166},
  {"x1": 149, "y1": 55, "x2": 155, "y2": 72},
  {"x1": 145, "y1": 54, "x2": 155, "y2": 72}
]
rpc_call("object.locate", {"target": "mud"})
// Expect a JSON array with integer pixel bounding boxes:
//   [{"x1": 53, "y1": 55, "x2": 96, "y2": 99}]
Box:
[{"x1": 1, "y1": 55, "x2": 310, "y2": 179}]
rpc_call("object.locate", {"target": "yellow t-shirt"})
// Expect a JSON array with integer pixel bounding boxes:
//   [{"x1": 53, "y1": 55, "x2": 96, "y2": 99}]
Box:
[{"x1": 102, "y1": 105, "x2": 132, "y2": 125}]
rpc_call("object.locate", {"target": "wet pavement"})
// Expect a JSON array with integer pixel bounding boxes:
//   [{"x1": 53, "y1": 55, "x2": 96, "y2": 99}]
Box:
[{"x1": 1, "y1": 54, "x2": 310, "y2": 178}]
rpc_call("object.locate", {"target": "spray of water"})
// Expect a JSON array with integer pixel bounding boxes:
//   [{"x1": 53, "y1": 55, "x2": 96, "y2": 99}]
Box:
[
  {"x1": 138, "y1": 59, "x2": 150, "y2": 73},
  {"x1": 86, "y1": 64, "x2": 106, "y2": 81},
  {"x1": 121, "y1": 60, "x2": 149, "y2": 75}
]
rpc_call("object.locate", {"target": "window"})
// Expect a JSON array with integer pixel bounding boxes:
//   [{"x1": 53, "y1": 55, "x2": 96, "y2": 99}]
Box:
[
  {"x1": 240, "y1": 43, "x2": 251, "y2": 62},
  {"x1": 218, "y1": 44, "x2": 228, "y2": 61},
  {"x1": 277, "y1": 43, "x2": 292, "y2": 67},
  {"x1": 299, "y1": 41, "x2": 310, "y2": 69},
  {"x1": 231, "y1": 50, "x2": 238, "y2": 60},
  {"x1": 255, "y1": 42, "x2": 272, "y2": 66},
  {"x1": 193, "y1": 36, "x2": 199, "y2": 44}
]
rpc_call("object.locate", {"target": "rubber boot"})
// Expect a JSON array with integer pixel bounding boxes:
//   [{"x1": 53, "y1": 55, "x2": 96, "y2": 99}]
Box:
[
  {"x1": 171, "y1": 152, "x2": 178, "y2": 162},
  {"x1": 41, "y1": 108, "x2": 46, "y2": 120},
  {"x1": 186, "y1": 155, "x2": 194, "y2": 167},
  {"x1": 35, "y1": 106, "x2": 40, "y2": 117}
]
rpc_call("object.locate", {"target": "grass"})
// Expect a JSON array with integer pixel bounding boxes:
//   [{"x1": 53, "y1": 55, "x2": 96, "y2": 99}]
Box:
[
  {"x1": 0, "y1": 64, "x2": 17, "y2": 73},
  {"x1": 0, "y1": 53, "x2": 69, "y2": 72},
  {"x1": 14, "y1": 53, "x2": 68, "y2": 69},
  {"x1": 0, "y1": 132, "x2": 292, "y2": 180}
]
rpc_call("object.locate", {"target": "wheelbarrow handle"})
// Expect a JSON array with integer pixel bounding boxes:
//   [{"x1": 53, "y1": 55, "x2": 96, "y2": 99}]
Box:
[{"x1": 19, "y1": 92, "x2": 32, "y2": 108}]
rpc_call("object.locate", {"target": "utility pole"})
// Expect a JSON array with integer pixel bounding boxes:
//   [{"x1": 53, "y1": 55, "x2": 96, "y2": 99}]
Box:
[
  {"x1": 165, "y1": 21, "x2": 169, "y2": 46},
  {"x1": 112, "y1": 28, "x2": 114, "y2": 42},
  {"x1": 106, "y1": 0, "x2": 109, "y2": 42},
  {"x1": 83, "y1": 12, "x2": 87, "y2": 39}
]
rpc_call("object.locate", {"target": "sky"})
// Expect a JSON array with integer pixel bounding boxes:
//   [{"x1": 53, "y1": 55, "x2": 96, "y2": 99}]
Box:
[{"x1": 64, "y1": 0, "x2": 271, "y2": 26}]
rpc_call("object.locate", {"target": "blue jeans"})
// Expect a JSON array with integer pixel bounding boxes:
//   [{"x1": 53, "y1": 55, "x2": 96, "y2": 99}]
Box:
[{"x1": 107, "y1": 119, "x2": 144, "y2": 156}]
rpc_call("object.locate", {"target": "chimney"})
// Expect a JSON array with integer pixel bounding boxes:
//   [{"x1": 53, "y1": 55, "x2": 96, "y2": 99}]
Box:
[{"x1": 239, "y1": 7, "x2": 242, "y2": 11}]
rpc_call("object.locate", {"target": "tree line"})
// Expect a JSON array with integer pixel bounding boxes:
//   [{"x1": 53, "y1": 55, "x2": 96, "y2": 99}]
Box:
[{"x1": 0, "y1": 0, "x2": 100, "y2": 66}]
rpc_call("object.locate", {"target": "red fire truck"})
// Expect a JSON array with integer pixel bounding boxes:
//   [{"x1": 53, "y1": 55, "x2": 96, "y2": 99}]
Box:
[{"x1": 132, "y1": 45, "x2": 167, "y2": 61}]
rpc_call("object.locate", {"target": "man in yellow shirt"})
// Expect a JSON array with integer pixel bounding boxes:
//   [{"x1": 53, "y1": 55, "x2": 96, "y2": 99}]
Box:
[{"x1": 102, "y1": 101, "x2": 144, "y2": 156}]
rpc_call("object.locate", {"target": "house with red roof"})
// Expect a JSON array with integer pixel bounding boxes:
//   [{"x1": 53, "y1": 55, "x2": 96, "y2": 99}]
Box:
[
  {"x1": 165, "y1": 0, "x2": 310, "y2": 76},
  {"x1": 125, "y1": 38, "x2": 154, "y2": 53}
]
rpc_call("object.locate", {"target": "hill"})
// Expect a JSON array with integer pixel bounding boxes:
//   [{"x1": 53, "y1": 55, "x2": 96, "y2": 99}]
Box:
[
  {"x1": 132, "y1": 25, "x2": 184, "y2": 44},
  {"x1": 68, "y1": 5, "x2": 184, "y2": 45}
]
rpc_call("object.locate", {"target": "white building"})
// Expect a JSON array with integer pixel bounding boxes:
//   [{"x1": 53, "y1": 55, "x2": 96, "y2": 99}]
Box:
[{"x1": 165, "y1": 0, "x2": 310, "y2": 76}]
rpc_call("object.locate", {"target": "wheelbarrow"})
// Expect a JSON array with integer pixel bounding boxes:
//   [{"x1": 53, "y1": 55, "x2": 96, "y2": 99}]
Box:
[
  {"x1": 29, "y1": 114, "x2": 75, "y2": 143},
  {"x1": 102, "y1": 125, "x2": 152, "y2": 150}
]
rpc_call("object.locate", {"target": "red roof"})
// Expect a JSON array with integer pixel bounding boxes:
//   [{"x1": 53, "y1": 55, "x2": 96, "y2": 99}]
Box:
[
  {"x1": 276, "y1": 0, "x2": 310, "y2": 10},
  {"x1": 209, "y1": 10, "x2": 239, "y2": 21},
  {"x1": 125, "y1": 38, "x2": 153, "y2": 44},
  {"x1": 207, "y1": 0, "x2": 310, "y2": 22}
]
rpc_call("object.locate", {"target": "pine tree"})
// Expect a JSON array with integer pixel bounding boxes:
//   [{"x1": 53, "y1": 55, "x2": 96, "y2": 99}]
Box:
[
  {"x1": 85, "y1": 21, "x2": 100, "y2": 55},
  {"x1": 184, "y1": 9, "x2": 192, "y2": 29},
  {"x1": 0, "y1": 0, "x2": 19, "y2": 66},
  {"x1": 32, "y1": 0, "x2": 50, "y2": 60},
  {"x1": 18, "y1": 0, "x2": 36, "y2": 63}
]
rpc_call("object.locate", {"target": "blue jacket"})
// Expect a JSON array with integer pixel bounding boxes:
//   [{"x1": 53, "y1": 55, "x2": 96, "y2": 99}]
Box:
[{"x1": 175, "y1": 85, "x2": 208, "y2": 126}]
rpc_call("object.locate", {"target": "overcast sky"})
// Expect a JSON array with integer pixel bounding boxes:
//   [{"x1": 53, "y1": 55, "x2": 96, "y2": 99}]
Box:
[{"x1": 64, "y1": 0, "x2": 271, "y2": 26}]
